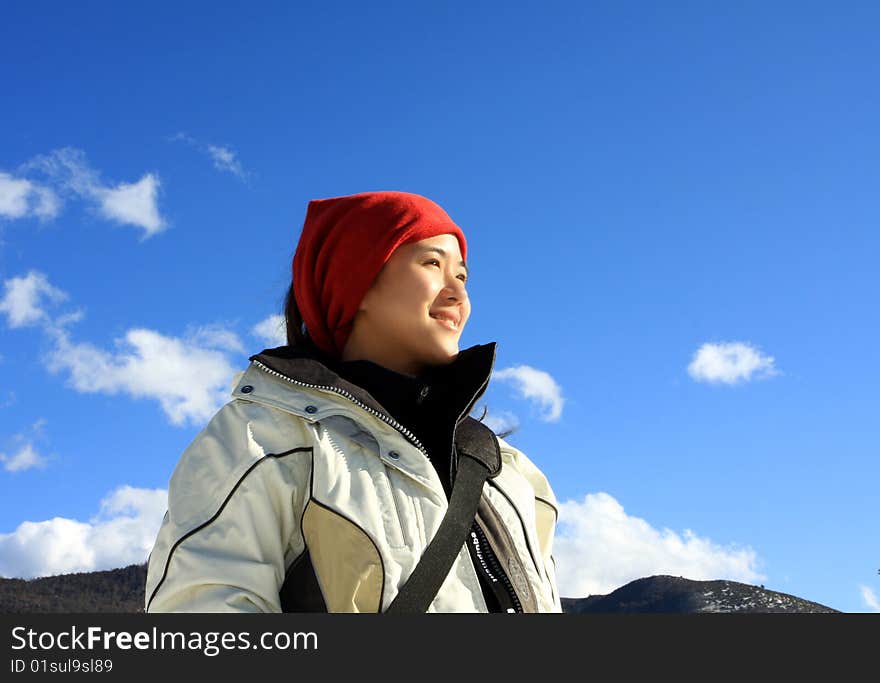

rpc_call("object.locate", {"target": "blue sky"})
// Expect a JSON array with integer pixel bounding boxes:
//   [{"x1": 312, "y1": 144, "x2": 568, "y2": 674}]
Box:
[{"x1": 1, "y1": 1, "x2": 878, "y2": 612}]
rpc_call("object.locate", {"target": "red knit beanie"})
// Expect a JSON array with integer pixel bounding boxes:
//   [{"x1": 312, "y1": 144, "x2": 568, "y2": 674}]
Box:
[{"x1": 292, "y1": 191, "x2": 468, "y2": 358}]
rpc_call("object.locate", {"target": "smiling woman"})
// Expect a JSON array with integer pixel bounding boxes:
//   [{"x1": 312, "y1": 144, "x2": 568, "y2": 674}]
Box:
[
  {"x1": 145, "y1": 191, "x2": 562, "y2": 613},
  {"x1": 337, "y1": 234, "x2": 471, "y2": 374}
]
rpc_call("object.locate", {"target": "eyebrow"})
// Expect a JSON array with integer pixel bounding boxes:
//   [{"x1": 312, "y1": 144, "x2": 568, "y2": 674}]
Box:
[{"x1": 422, "y1": 247, "x2": 468, "y2": 274}]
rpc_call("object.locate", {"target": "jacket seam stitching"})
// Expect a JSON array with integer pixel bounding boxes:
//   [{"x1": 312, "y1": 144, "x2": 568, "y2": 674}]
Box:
[
  {"x1": 304, "y1": 498, "x2": 387, "y2": 613},
  {"x1": 280, "y1": 438, "x2": 322, "y2": 611},
  {"x1": 478, "y1": 495, "x2": 540, "y2": 610},
  {"x1": 534, "y1": 495, "x2": 559, "y2": 520},
  {"x1": 322, "y1": 427, "x2": 409, "y2": 548},
  {"x1": 305, "y1": 426, "x2": 386, "y2": 612},
  {"x1": 147, "y1": 446, "x2": 313, "y2": 612},
  {"x1": 486, "y1": 479, "x2": 546, "y2": 589}
]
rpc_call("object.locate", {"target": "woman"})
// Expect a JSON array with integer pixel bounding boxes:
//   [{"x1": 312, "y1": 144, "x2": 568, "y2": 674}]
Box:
[{"x1": 145, "y1": 191, "x2": 562, "y2": 613}]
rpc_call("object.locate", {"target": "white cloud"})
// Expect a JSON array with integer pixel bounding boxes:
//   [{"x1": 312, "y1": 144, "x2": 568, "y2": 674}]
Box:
[
  {"x1": 688, "y1": 341, "x2": 779, "y2": 385},
  {"x1": 24, "y1": 147, "x2": 99, "y2": 196},
  {"x1": 492, "y1": 365, "x2": 564, "y2": 422},
  {"x1": 0, "y1": 485, "x2": 166, "y2": 578},
  {"x1": 554, "y1": 492, "x2": 765, "y2": 599},
  {"x1": 0, "y1": 172, "x2": 60, "y2": 221},
  {"x1": 477, "y1": 408, "x2": 519, "y2": 435},
  {"x1": 1, "y1": 418, "x2": 51, "y2": 473},
  {"x1": 44, "y1": 325, "x2": 240, "y2": 427},
  {"x1": 185, "y1": 323, "x2": 245, "y2": 353},
  {"x1": 3, "y1": 271, "x2": 240, "y2": 427},
  {"x1": 168, "y1": 132, "x2": 196, "y2": 144},
  {"x1": 0, "y1": 443, "x2": 48, "y2": 473},
  {"x1": 860, "y1": 585, "x2": 880, "y2": 612},
  {"x1": 251, "y1": 314, "x2": 286, "y2": 347},
  {"x1": 53, "y1": 309, "x2": 85, "y2": 329},
  {"x1": 0, "y1": 270, "x2": 69, "y2": 328},
  {"x1": 207, "y1": 145, "x2": 246, "y2": 179},
  {"x1": 96, "y1": 174, "x2": 165, "y2": 237},
  {"x1": 0, "y1": 172, "x2": 32, "y2": 218},
  {"x1": 170, "y1": 133, "x2": 249, "y2": 181},
  {"x1": 22, "y1": 147, "x2": 167, "y2": 238}
]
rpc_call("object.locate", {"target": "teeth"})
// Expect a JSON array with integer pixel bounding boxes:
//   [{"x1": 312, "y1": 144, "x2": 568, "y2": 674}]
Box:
[{"x1": 430, "y1": 314, "x2": 457, "y2": 329}]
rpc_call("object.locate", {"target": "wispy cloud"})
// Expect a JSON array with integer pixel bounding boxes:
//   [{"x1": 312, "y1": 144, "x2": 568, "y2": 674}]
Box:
[
  {"x1": 0, "y1": 485, "x2": 166, "y2": 578},
  {"x1": 1, "y1": 443, "x2": 47, "y2": 473},
  {"x1": 860, "y1": 585, "x2": 880, "y2": 612},
  {"x1": 474, "y1": 406, "x2": 520, "y2": 436},
  {"x1": 687, "y1": 341, "x2": 779, "y2": 385},
  {"x1": 1, "y1": 418, "x2": 50, "y2": 473},
  {"x1": 169, "y1": 132, "x2": 249, "y2": 182},
  {"x1": 251, "y1": 314, "x2": 286, "y2": 347},
  {"x1": 0, "y1": 171, "x2": 60, "y2": 221},
  {"x1": 555, "y1": 492, "x2": 765, "y2": 598},
  {"x1": 184, "y1": 323, "x2": 245, "y2": 354},
  {"x1": 492, "y1": 365, "x2": 564, "y2": 422},
  {"x1": 0, "y1": 270, "x2": 70, "y2": 328},
  {"x1": 21, "y1": 147, "x2": 167, "y2": 238},
  {"x1": 2, "y1": 270, "x2": 242, "y2": 427},
  {"x1": 44, "y1": 325, "x2": 240, "y2": 427},
  {"x1": 207, "y1": 145, "x2": 246, "y2": 179}
]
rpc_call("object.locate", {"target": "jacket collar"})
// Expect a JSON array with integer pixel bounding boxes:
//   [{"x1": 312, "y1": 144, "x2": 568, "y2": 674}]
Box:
[
  {"x1": 248, "y1": 338, "x2": 501, "y2": 476},
  {"x1": 250, "y1": 338, "x2": 497, "y2": 423}
]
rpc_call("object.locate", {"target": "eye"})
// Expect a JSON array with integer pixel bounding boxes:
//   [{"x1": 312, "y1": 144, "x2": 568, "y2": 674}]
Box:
[{"x1": 425, "y1": 259, "x2": 467, "y2": 283}]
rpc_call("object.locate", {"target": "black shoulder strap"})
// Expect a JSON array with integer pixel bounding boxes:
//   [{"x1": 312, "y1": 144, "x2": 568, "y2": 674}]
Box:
[
  {"x1": 384, "y1": 455, "x2": 489, "y2": 613},
  {"x1": 384, "y1": 418, "x2": 501, "y2": 614}
]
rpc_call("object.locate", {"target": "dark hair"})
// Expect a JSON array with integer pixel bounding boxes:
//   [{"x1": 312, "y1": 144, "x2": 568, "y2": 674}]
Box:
[
  {"x1": 281, "y1": 278, "x2": 516, "y2": 440},
  {"x1": 283, "y1": 279, "x2": 310, "y2": 348},
  {"x1": 474, "y1": 404, "x2": 516, "y2": 440}
]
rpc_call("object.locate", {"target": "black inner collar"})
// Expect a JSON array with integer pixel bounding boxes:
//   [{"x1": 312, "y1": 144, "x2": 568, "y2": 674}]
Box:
[{"x1": 250, "y1": 339, "x2": 498, "y2": 497}]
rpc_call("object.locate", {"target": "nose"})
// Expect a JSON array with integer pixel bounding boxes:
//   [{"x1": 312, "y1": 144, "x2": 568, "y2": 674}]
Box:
[{"x1": 443, "y1": 273, "x2": 467, "y2": 301}]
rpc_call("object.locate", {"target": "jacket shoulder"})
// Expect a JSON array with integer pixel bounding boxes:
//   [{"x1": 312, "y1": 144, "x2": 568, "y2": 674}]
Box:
[
  {"x1": 494, "y1": 435, "x2": 558, "y2": 512},
  {"x1": 165, "y1": 397, "x2": 316, "y2": 528},
  {"x1": 146, "y1": 396, "x2": 317, "y2": 612}
]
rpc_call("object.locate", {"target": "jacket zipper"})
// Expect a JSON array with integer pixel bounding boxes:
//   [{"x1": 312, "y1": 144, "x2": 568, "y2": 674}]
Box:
[
  {"x1": 307, "y1": 380, "x2": 413, "y2": 548},
  {"x1": 252, "y1": 358, "x2": 498, "y2": 583},
  {"x1": 470, "y1": 523, "x2": 523, "y2": 613},
  {"x1": 251, "y1": 359, "x2": 432, "y2": 460}
]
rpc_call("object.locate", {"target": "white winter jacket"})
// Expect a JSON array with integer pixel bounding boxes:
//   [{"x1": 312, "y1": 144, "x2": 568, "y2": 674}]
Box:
[{"x1": 145, "y1": 342, "x2": 562, "y2": 613}]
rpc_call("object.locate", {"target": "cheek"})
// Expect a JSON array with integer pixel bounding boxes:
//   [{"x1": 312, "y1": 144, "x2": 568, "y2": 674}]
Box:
[
  {"x1": 406, "y1": 271, "x2": 440, "y2": 305},
  {"x1": 369, "y1": 267, "x2": 438, "y2": 326},
  {"x1": 384, "y1": 281, "x2": 433, "y2": 325},
  {"x1": 461, "y1": 298, "x2": 472, "y2": 325}
]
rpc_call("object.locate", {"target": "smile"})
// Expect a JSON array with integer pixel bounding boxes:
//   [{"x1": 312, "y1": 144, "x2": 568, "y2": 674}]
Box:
[{"x1": 429, "y1": 314, "x2": 459, "y2": 331}]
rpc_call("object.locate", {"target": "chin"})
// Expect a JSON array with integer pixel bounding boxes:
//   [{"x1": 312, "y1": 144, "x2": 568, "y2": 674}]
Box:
[
  {"x1": 420, "y1": 341, "x2": 460, "y2": 367},
  {"x1": 436, "y1": 343, "x2": 461, "y2": 363}
]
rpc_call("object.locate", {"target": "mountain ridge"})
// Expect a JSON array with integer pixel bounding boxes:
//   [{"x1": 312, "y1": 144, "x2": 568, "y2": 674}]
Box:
[
  {"x1": 561, "y1": 574, "x2": 839, "y2": 613},
  {"x1": 0, "y1": 564, "x2": 840, "y2": 613}
]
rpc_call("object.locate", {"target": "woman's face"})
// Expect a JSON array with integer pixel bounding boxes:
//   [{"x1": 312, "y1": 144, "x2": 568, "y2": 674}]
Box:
[{"x1": 342, "y1": 233, "x2": 471, "y2": 376}]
